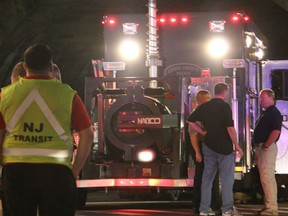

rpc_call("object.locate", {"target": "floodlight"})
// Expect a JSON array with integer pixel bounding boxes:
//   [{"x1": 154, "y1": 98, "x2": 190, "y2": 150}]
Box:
[
  {"x1": 118, "y1": 39, "x2": 140, "y2": 61},
  {"x1": 207, "y1": 37, "x2": 230, "y2": 58}
]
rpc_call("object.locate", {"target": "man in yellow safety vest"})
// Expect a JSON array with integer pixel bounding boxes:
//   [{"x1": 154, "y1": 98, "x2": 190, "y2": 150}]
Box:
[{"x1": 0, "y1": 43, "x2": 93, "y2": 216}]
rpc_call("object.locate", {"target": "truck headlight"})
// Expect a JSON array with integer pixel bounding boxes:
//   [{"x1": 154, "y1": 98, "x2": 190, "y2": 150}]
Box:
[{"x1": 137, "y1": 149, "x2": 155, "y2": 162}]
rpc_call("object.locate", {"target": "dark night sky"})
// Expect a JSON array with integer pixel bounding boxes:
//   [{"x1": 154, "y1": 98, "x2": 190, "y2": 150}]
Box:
[{"x1": 1, "y1": 0, "x2": 288, "y2": 94}]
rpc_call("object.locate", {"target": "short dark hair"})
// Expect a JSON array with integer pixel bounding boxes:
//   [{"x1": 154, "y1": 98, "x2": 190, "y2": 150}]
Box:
[
  {"x1": 24, "y1": 43, "x2": 52, "y2": 72},
  {"x1": 214, "y1": 82, "x2": 228, "y2": 95}
]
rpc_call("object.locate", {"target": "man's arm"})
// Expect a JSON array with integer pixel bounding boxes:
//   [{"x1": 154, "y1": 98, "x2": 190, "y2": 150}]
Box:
[
  {"x1": 190, "y1": 131, "x2": 202, "y2": 162},
  {"x1": 187, "y1": 122, "x2": 206, "y2": 136},
  {"x1": 0, "y1": 129, "x2": 5, "y2": 163},
  {"x1": 72, "y1": 127, "x2": 93, "y2": 178},
  {"x1": 262, "y1": 130, "x2": 280, "y2": 149},
  {"x1": 227, "y1": 126, "x2": 243, "y2": 157}
]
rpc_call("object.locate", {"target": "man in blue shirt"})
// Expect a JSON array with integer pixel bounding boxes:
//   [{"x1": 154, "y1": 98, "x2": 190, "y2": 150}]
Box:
[{"x1": 253, "y1": 89, "x2": 283, "y2": 216}]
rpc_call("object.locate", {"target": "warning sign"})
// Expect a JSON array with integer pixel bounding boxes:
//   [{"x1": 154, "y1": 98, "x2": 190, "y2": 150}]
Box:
[{"x1": 223, "y1": 59, "x2": 245, "y2": 69}]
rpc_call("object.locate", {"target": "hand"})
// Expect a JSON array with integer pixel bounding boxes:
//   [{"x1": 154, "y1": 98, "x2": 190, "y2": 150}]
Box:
[
  {"x1": 195, "y1": 152, "x2": 203, "y2": 163},
  {"x1": 235, "y1": 145, "x2": 244, "y2": 158},
  {"x1": 72, "y1": 168, "x2": 80, "y2": 179}
]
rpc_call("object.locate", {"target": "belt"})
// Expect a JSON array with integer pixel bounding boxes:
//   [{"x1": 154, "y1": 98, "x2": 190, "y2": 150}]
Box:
[
  {"x1": 254, "y1": 142, "x2": 275, "y2": 147},
  {"x1": 254, "y1": 143, "x2": 264, "y2": 147}
]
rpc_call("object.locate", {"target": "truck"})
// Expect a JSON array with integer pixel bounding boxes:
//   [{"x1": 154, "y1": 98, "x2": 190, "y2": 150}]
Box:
[{"x1": 75, "y1": 8, "x2": 288, "y2": 208}]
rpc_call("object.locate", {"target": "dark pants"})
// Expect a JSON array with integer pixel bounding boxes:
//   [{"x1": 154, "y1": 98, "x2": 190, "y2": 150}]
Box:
[{"x1": 2, "y1": 163, "x2": 76, "y2": 216}]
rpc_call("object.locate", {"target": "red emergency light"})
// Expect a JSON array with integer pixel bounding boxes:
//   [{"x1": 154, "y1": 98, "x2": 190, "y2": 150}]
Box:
[
  {"x1": 159, "y1": 18, "x2": 166, "y2": 23},
  {"x1": 108, "y1": 19, "x2": 116, "y2": 25},
  {"x1": 181, "y1": 17, "x2": 188, "y2": 23},
  {"x1": 243, "y1": 15, "x2": 250, "y2": 22},
  {"x1": 170, "y1": 17, "x2": 177, "y2": 23},
  {"x1": 158, "y1": 15, "x2": 189, "y2": 25},
  {"x1": 231, "y1": 15, "x2": 240, "y2": 22},
  {"x1": 103, "y1": 17, "x2": 116, "y2": 26},
  {"x1": 230, "y1": 13, "x2": 250, "y2": 23}
]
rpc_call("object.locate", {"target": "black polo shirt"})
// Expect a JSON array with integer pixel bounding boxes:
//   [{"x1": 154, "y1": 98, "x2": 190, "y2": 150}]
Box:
[
  {"x1": 187, "y1": 98, "x2": 234, "y2": 155},
  {"x1": 253, "y1": 105, "x2": 283, "y2": 144}
]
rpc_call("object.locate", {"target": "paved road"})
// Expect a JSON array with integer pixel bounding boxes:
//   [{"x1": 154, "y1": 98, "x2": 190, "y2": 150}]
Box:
[
  {"x1": 76, "y1": 201, "x2": 288, "y2": 215},
  {"x1": 73, "y1": 190, "x2": 288, "y2": 215},
  {"x1": 0, "y1": 191, "x2": 287, "y2": 215},
  {"x1": 0, "y1": 199, "x2": 287, "y2": 215}
]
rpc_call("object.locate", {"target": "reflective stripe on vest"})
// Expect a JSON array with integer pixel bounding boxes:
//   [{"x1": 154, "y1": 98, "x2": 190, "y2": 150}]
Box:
[
  {"x1": 3, "y1": 148, "x2": 69, "y2": 158},
  {"x1": 5, "y1": 88, "x2": 72, "y2": 157}
]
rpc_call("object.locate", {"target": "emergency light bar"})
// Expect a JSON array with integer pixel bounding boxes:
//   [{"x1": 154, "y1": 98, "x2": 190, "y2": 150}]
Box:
[
  {"x1": 103, "y1": 12, "x2": 250, "y2": 27},
  {"x1": 77, "y1": 178, "x2": 194, "y2": 188},
  {"x1": 157, "y1": 15, "x2": 190, "y2": 25}
]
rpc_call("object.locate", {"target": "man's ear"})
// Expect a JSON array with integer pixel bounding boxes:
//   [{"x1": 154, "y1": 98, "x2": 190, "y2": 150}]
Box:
[
  {"x1": 23, "y1": 63, "x2": 28, "y2": 71},
  {"x1": 50, "y1": 62, "x2": 53, "y2": 72}
]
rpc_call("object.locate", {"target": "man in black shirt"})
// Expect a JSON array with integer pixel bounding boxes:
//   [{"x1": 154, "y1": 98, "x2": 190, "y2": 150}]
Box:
[
  {"x1": 253, "y1": 89, "x2": 283, "y2": 216},
  {"x1": 187, "y1": 82, "x2": 243, "y2": 216}
]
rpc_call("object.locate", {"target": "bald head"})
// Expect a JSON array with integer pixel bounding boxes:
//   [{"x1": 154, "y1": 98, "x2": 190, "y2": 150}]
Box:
[{"x1": 259, "y1": 88, "x2": 276, "y2": 109}]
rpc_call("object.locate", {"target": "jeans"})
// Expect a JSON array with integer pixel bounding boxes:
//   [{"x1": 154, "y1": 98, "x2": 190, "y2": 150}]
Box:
[
  {"x1": 199, "y1": 144, "x2": 235, "y2": 213},
  {"x1": 254, "y1": 143, "x2": 278, "y2": 211},
  {"x1": 191, "y1": 144, "x2": 221, "y2": 211}
]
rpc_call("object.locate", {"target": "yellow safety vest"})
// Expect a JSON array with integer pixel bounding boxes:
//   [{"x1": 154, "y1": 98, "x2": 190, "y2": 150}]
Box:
[{"x1": 0, "y1": 78, "x2": 75, "y2": 168}]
